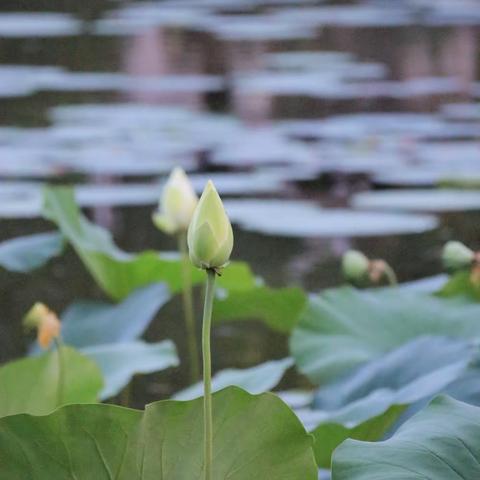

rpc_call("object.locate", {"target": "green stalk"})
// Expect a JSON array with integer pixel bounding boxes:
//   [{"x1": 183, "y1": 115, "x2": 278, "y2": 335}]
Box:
[
  {"x1": 178, "y1": 231, "x2": 200, "y2": 382},
  {"x1": 202, "y1": 269, "x2": 216, "y2": 480},
  {"x1": 54, "y1": 338, "x2": 65, "y2": 407},
  {"x1": 383, "y1": 263, "x2": 398, "y2": 286}
]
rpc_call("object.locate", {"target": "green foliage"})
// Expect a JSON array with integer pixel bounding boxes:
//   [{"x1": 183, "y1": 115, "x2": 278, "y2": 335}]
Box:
[
  {"x1": 0, "y1": 232, "x2": 64, "y2": 273},
  {"x1": 43, "y1": 186, "x2": 306, "y2": 332},
  {"x1": 439, "y1": 270, "x2": 480, "y2": 300},
  {"x1": 290, "y1": 286, "x2": 480, "y2": 384},
  {"x1": 0, "y1": 387, "x2": 318, "y2": 479},
  {"x1": 303, "y1": 335, "x2": 475, "y2": 467},
  {"x1": 332, "y1": 396, "x2": 480, "y2": 479},
  {"x1": 43, "y1": 186, "x2": 200, "y2": 298},
  {"x1": 213, "y1": 285, "x2": 306, "y2": 333},
  {"x1": 0, "y1": 346, "x2": 102, "y2": 417}
]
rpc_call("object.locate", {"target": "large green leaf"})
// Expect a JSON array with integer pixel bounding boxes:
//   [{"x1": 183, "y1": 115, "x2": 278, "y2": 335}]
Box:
[
  {"x1": 213, "y1": 286, "x2": 306, "y2": 333},
  {"x1": 0, "y1": 386, "x2": 318, "y2": 479},
  {"x1": 312, "y1": 336, "x2": 475, "y2": 409},
  {"x1": 61, "y1": 283, "x2": 171, "y2": 348},
  {"x1": 0, "y1": 346, "x2": 102, "y2": 417},
  {"x1": 332, "y1": 396, "x2": 480, "y2": 479},
  {"x1": 174, "y1": 358, "x2": 293, "y2": 400},
  {"x1": 0, "y1": 232, "x2": 64, "y2": 273},
  {"x1": 305, "y1": 335, "x2": 476, "y2": 468},
  {"x1": 83, "y1": 340, "x2": 179, "y2": 400},
  {"x1": 290, "y1": 286, "x2": 480, "y2": 384}
]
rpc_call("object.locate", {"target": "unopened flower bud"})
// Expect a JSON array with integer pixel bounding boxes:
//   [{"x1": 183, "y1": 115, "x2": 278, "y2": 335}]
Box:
[
  {"x1": 342, "y1": 250, "x2": 369, "y2": 283},
  {"x1": 187, "y1": 180, "x2": 233, "y2": 270},
  {"x1": 442, "y1": 241, "x2": 474, "y2": 271},
  {"x1": 23, "y1": 302, "x2": 61, "y2": 350},
  {"x1": 153, "y1": 167, "x2": 198, "y2": 235}
]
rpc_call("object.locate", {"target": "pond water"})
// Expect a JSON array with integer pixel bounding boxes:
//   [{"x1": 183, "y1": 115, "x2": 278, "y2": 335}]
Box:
[{"x1": 1, "y1": 0, "x2": 480, "y2": 406}]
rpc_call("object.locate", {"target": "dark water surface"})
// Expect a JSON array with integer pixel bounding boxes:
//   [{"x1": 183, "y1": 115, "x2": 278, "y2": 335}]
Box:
[{"x1": 1, "y1": 0, "x2": 480, "y2": 405}]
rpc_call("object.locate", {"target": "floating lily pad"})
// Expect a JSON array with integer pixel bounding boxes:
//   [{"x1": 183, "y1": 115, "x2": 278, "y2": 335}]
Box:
[
  {"x1": 224, "y1": 199, "x2": 438, "y2": 237},
  {"x1": 0, "y1": 182, "x2": 42, "y2": 218},
  {"x1": 352, "y1": 189, "x2": 480, "y2": 212},
  {"x1": 0, "y1": 13, "x2": 80, "y2": 37},
  {"x1": 0, "y1": 232, "x2": 64, "y2": 273},
  {"x1": 174, "y1": 358, "x2": 294, "y2": 400}
]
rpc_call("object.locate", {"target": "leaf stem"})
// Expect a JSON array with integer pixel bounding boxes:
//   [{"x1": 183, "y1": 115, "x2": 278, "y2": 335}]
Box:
[
  {"x1": 202, "y1": 268, "x2": 216, "y2": 480},
  {"x1": 54, "y1": 338, "x2": 65, "y2": 407},
  {"x1": 178, "y1": 232, "x2": 200, "y2": 382}
]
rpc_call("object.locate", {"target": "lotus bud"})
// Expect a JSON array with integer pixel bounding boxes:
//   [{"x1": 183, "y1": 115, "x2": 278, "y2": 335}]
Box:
[
  {"x1": 442, "y1": 241, "x2": 474, "y2": 271},
  {"x1": 188, "y1": 180, "x2": 233, "y2": 270},
  {"x1": 23, "y1": 302, "x2": 61, "y2": 350},
  {"x1": 342, "y1": 250, "x2": 369, "y2": 283},
  {"x1": 152, "y1": 167, "x2": 198, "y2": 235}
]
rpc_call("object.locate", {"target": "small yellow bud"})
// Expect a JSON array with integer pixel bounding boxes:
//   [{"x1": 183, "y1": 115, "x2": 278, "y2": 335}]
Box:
[
  {"x1": 24, "y1": 302, "x2": 61, "y2": 350},
  {"x1": 187, "y1": 180, "x2": 233, "y2": 270},
  {"x1": 153, "y1": 167, "x2": 198, "y2": 235},
  {"x1": 37, "y1": 314, "x2": 61, "y2": 349}
]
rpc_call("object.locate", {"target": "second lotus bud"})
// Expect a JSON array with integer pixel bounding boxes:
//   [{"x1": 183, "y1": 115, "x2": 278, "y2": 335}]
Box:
[{"x1": 153, "y1": 167, "x2": 198, "y2": 235}]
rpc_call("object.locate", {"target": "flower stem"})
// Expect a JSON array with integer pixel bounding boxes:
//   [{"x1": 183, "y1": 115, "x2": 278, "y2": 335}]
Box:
[
  {"x1": 383, "y1": 263, "x2": 398, "y2": 286},
  {"x1": 178, "y1": 232, "x2": 200, "y2": 382},
  {"x1": 202, "y1": 268, "x2": 216, "y2": 480},
  {"x1": 54, "y1": 338, "x2": 65, "y2": 407}
]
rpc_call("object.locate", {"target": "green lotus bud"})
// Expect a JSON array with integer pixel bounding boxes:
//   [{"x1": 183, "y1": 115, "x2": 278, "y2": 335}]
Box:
[
  {"x1": 442, "y1": 241, "x2": 474, "y2": 271},
  {"x1": 152, "y1": 167, "x2": 198, "y2": 235},
  {"x1": 342, "y1": 250, "x2": 369, "y2": 282},
  {"x1": 187, "y1": 180, "x2": 233, "y2": 270}
]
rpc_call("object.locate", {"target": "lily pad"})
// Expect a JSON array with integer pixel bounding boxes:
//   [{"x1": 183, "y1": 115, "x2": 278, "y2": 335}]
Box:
[
  {"x1": 82, "y1": 340, "x2": 179, "y2": 400},
  {"x1": 312, "y1": 336, "x2": 475, "y2": 411},
  {"x1": 332, "y1": 396, "x2": 480, "y2": 480},
  {"x1": 290, "y1": 286, "x2": 480, "y2": 384},
  {"x1": 352, "y1": 189, "x2": 480, "y2": 212},
  {"x1": 0, "y1": 387, "x2": 318, "y2": 479},
  {"x1": 60, "y1": 283, "x2": 171, "y2": 348},
  {"x1": 0, "y1": 13, "x2": 80, "y2": 37},
  {"x1": 0, "y1": 232, "x2": 64, "y2": 273},
  {"x1": 174, "y1": 358, "x2": 294, "y2": 400},
  {"x1": 0, "y1": 346, "x2": 102, "y2": 418},
  {"x1": 224, "y1": 199, "x2": 438, "y2": 237}
]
